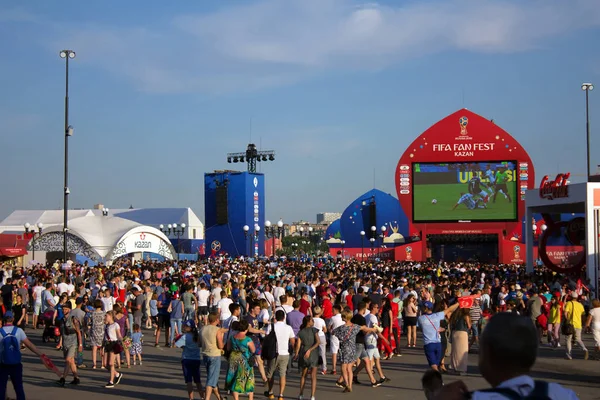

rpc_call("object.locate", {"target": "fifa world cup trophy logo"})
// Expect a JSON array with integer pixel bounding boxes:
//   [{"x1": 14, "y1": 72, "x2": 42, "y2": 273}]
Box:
[
  {"x1": 459, "y1": 116, "x2": 469, "y2": 136},
  {"x1": 513, "y1": 245, "x2": 521, "y2": 259},
  {"x1": 405, "y1": 246, "x2": 412, "y2": 261}
]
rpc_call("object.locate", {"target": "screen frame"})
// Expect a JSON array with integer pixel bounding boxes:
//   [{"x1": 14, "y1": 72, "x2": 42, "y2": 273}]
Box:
[{"x1": 411, "y1": 160, "x2": 519, "y2": 223}]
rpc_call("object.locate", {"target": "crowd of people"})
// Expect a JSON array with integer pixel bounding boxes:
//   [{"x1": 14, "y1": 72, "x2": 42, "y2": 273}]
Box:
[{"x1": 0, "y1": 257, "x2": 595, "y2": 400}]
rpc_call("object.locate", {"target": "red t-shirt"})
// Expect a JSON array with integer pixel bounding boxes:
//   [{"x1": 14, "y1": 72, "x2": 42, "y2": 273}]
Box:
[
  {"x1": 322, "y1": 298, "x2": 333, "y2": 319},
  {"x1": 345, "y1": 294, "x2": 354, "y2": 311},
  {"x1": 299, "y1": 299, "x2": 311, "y2": 315}
]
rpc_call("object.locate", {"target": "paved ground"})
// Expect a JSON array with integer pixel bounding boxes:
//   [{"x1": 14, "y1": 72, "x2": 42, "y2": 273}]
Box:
[{"x1": 8, "y1": 328, "x2": 600, "y2": 400}]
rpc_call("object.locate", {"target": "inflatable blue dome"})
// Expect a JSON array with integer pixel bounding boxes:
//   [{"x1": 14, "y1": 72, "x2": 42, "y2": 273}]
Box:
[{"x1": 331, "y1": 189, "x2": 409, "y2": 249}]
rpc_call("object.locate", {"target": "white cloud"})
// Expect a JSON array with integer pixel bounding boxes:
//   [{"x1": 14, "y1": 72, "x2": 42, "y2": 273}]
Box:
[{"x1": 40, "y1": 0, "x2": 600, "y2": 93}]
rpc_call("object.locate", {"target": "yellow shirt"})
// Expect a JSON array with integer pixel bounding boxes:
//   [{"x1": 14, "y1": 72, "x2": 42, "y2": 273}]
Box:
[
  {"x1": 549, "y1": 305, "x2": 561, "y2": 324},
  {"x1": 564, "y1": 300, "x2": 585, "y2": 329}
]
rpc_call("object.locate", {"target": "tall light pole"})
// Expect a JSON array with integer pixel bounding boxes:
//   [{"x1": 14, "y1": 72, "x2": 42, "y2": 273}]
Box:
[
  {"x1": 160, "y1": 223, "x2": 186, "y2": 260},
  {"x1": 360, "y1": 230, "x2": 365, "y2": 262},
  {"x1": 380, "y1": 225, "x2": 387, "y2": 256},
  {"x1": 243, "y1": 225, "x2": 250, "y2": 256},
  {"x1": 60, "y1": 49, "x2": 75, "y2": 263},
  {"x1": 582, "y1": 83, "x2": 594, "y2": 180}
]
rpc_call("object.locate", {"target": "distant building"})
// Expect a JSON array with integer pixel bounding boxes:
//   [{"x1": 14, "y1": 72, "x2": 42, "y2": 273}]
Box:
[{"x1": 317, "y1": 212, "x2": 341, "y2": 225}]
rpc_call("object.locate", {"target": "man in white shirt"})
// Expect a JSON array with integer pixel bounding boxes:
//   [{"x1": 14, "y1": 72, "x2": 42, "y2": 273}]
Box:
[
  {"x1": 32, "y1": 281, "x2": 45, "y2": 328},
  {"x1": 431, "y1": 313, "x2": 578, "y2": 400},
  {"x1": 216, "y1": 291, "x2": 233, "y2": 324},
  {"x1": 265, "y1": 310, "x2": 295, "y2": 400},
  {"x1": 196, "y1": 282, "x2": 211, "y2": 325},
  {"x1": 328, "y1": 304, "x2": 345, "y2": 374},
  {"x1": 273, "y1": 283, "x2": 285, "y2": 307},
  {"x1": 57, "y1": 278, "x2": 69, "y2": 296},
  {"x1": 365, "y1": 304, "x2": 390, "y2": 384},
  {"x1": 211, "y1": 282, "x2": 222, "y2": 311}
]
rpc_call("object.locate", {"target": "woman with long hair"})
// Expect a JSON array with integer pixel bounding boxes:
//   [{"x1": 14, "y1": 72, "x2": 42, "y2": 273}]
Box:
[
  {"x1": 225, "y1": 320, "x2": 255, "y2": 400},
  {"x1": 404, "y1": 294, "x2": 418, "y2": 348},
  {"x1": 294, "y1": 316, "x2": 320, "y2": 400},
  {"x1": 104, "y1": 311, "x2": 124, "y2": 388},
  {"x1": 449, "y1": 307, "x2": 471, "y2": 375}
]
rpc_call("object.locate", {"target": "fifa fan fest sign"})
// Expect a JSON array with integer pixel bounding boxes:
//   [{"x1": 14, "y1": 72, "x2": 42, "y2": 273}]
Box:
[{"x1": 394, "y1": 108, "x2": 535, "y2": 263}]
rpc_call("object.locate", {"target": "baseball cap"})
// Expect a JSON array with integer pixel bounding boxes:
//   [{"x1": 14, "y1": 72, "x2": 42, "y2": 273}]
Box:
[
  {"x1": 571, "y1": 291, "x2": 579, "y2": 299},
  {"x1": 422, "y1": 301, "x2": 434, "y2": 310},
  {"x1": 515, "y1": 284, "x2": 521, "y2": 290},
  {"x1": 3, "y1": 311, "x2": 14, "y2": 319},
  {"x1": 183, "y1": 320, "x2": 196, "y2": 329}
]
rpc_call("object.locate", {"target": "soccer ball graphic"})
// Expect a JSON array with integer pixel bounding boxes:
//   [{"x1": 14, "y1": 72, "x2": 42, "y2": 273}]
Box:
[
  {"x1": 432, "y1": 199, "x2": 437, "y2": 204},
  {"x1": 459, "y1": 116, "x2": 468, "y2": 127}
]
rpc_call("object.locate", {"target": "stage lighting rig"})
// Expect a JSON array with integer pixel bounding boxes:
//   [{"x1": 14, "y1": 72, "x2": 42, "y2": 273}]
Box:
[{"x1": 227, "y1": 143, "x2": 276, "y2": 173}]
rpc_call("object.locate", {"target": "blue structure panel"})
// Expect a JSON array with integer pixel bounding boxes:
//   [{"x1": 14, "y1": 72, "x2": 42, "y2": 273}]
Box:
[{"x1": 204, "y1": 171, "x2": 265, "y2": 257}]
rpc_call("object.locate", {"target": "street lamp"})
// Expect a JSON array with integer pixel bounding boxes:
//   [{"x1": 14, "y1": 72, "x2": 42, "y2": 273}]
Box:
[
  {"x1": 160, "y1": 223, "x2": 186, "y2": 259},
  {"x1": 24, "y1": 222, "x2": 44, "y2": 261},
  {"x1": 265, "y1": 219, "x2": 285, "y2": 259},
  {"x1": 582, "y1": 82, "x2": 594, "y2": 180},
  {"x1": 60, "y1": 49, "x2": 76, "y2": 263},
  {"x1": 253, "y1": 225, "x2": 260, "y2": 257},
  {"x1": 102, "y1": 208, "x2": 109, "y2": 217},
  {"x1": 299, "y1": 226, "x2": 304, "y2": 237},
  {"x1": 380, "y1": 225, "x2": 387, "y2": 255},
  {"x1": 360, "y1": 231, "x2": 365, "y2": 262},
  {"x1": 243, "y1": 225, "x2": 250, "y2": 256},
  {"x1": 340, "y1": 240, "x2": 346, "y2": 259},
  {"x1": 369, "y1": 237, "x2": 376, "y2": 256}
]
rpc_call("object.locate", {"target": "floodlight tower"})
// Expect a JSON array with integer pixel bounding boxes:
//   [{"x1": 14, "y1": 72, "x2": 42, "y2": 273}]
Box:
[{"x1": 227, "y1": 143, "x2": 276, "y2": 173}]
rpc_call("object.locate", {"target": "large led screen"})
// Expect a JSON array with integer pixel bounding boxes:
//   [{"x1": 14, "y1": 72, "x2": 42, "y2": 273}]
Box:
[{"x1": 412, "y1": 161, "x2": 518, "y2": 222}]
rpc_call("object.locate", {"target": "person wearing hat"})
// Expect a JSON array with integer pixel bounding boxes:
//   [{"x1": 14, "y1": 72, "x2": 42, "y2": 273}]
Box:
[
  {"x1": 57, "y1": 301, "x2": 83, "y2": 386},
  {"x1": 418, "y1": 301, "x2": 460, "y2": 372},
  {"x1": 0, "y1": 310, "x2": 46, "y2": 400},
  {"x1": 564, "y1": 291, "x2": 588, "y2": 360}
]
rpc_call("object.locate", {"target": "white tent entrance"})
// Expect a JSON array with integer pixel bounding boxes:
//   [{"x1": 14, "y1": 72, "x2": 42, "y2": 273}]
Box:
[{"x1": 29, "y1": 215, "x2": 176, "y2": 263}]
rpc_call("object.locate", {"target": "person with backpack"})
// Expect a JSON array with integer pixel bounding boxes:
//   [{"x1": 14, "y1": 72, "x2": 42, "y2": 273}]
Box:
[
  {"x1": 0, "y1": 311, "x2": 46, "y2": 400},
  {"x1": 264, "y1": 310, "x2": 295, "y2": 400},
  {"x1": 429, "y1": 312, "x2": 579, "y2": 399}
]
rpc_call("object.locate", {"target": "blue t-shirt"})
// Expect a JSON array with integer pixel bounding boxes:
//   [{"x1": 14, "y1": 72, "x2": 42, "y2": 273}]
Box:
[
  {"x1": 418, "y1": 311, "x2": 445, "y2": 345},
  {"x1": 131, "y1": 332, "x2": 143, "y2": 344},
  {"x1": 175, "y1": 332, "x2": 201, "y2": 360}
]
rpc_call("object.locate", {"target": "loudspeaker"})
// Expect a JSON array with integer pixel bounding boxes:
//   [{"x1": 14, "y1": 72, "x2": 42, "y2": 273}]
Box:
[{"x1": 216, "y1": 185, "x2": 228, "y2": 225}]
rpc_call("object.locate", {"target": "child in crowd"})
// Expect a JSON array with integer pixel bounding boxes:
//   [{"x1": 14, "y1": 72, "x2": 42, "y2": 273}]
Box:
[
  {"x1": 421, "y1": 369, "x2": 443, "y2": 400},
  {"x1": 130, "y1": 323, "x2": 144, "y2": 365}
]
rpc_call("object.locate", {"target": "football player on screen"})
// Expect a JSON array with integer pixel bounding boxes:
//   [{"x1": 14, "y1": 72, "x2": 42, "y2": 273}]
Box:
[
  {"x1": 493, "y1": 166, "x2": 512, "y2": 203},
  {"x1": 452, "y1": 192, "x2": 486, "y2": 211},
  {"x1": 484, "y1": 164, "x2": 497, "y2": 195},
  {"x1": 467, "y1": 175, "x2": 490, "y2": 203}
]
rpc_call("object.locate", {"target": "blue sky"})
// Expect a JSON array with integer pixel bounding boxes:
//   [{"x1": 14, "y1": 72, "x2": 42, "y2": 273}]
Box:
[{"x1": 1, "y1": 0, "x2": 599, "y2": 224}]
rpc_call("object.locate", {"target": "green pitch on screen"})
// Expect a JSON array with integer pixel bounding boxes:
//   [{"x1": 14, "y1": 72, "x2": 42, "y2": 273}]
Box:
[{"x1": 413, "y1": 183, "x2": 517, "y2": 221}]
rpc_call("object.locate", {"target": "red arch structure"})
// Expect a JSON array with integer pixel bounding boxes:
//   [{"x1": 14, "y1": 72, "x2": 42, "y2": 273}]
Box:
[{"x1": 395, "y1": 109, "x2": 535, "y2": 263}]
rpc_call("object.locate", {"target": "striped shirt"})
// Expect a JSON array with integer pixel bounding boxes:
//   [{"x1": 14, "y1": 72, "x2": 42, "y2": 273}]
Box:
[{"x1": 470, "y1": 305, "x2": 482, "y2": 323}]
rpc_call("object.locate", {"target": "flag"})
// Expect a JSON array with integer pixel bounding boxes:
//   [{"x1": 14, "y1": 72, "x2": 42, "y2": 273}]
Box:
[
  {"x1": 40, "y1": 354, "x2": 62, "y2": 377},
  {"x1": 458, "y1": 295, "x2": 479, "y2": 309}
]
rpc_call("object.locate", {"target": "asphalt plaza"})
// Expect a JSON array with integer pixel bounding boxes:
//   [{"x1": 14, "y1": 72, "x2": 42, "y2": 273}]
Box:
[{"x1": 8, "y1": 328, "x2": 600, "y2": 400}]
